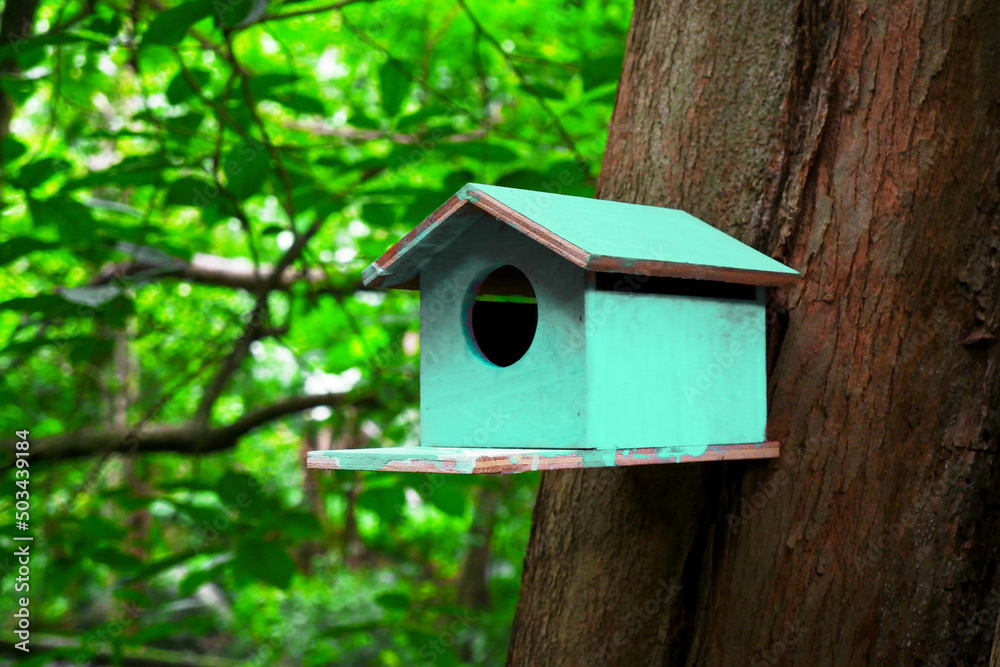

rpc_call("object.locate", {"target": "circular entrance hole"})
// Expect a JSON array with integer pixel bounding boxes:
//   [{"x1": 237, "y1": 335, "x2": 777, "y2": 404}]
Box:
[{"x1": 467, "y1": 265, "x2": 537, "y2": 367}]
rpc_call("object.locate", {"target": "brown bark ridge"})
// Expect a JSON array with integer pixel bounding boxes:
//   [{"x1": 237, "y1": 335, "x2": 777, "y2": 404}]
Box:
[{"x1": 509, "y1": 0, "x2": 1000, "y2": 665}]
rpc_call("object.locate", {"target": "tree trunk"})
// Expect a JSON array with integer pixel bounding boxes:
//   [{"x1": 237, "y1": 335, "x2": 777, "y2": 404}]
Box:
[
  {"x1": 992, "y1": 610, "x2": 1000, "y2": 667},
  {"x1": 509, "y1": 0, "x2": 1000, "y2": 665}
]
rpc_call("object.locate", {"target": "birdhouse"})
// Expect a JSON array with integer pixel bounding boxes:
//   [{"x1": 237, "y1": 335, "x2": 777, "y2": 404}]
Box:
[{"x1": 307, "y1": 184, "x2": 799, "y2": 474}]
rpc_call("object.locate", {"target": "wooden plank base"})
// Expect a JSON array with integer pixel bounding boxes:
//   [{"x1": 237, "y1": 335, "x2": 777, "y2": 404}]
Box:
[{"x1": 306, "y1": 442, "x2": 779, "y2": 475}]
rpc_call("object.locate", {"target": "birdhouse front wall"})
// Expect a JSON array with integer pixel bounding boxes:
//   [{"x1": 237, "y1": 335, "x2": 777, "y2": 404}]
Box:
[
  {"x1": 419, "y1": 211, "x2": 588, "y2": 449},
  {"x1": 583, "y1": 286, "x2": 768, "y2": 453}
]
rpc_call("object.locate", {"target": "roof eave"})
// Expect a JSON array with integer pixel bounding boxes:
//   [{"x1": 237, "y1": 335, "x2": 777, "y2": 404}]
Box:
[
  {"x1": 363, "y1": 184, "x2": 801, "y2": 290},
  {"x1": 586, "y1": 254, "x2": 801, "y2": 288}
]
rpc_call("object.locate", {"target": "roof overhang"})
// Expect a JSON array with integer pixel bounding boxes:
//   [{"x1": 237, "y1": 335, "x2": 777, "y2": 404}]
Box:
[{"x1": 362, "y1": 184, "x2": 801, "y2": 289}]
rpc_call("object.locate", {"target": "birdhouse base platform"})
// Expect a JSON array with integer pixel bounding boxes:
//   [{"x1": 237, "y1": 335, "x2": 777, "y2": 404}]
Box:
[{"x1": 306, "y1": 442, "x2": 779, "y2": 475}]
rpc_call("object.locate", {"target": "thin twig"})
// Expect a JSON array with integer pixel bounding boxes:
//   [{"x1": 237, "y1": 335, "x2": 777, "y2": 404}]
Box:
[
  {"x1": 455, "y1": 0, "x2": 589, "y2": 172},
  {"x1": 193, "y1": 166, "x2": 385, "y2": 426},
  {"x1": 339, "y1": 13, "x2": 481, "y2": 123},
  {"x1": 226, "y1": 33, "x2": 298, "y2": 224}
]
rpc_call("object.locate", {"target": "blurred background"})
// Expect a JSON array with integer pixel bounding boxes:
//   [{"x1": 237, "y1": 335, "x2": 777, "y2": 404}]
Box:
[{"x1": 0, "y1": 0, "x2": 629, "y2": 664}]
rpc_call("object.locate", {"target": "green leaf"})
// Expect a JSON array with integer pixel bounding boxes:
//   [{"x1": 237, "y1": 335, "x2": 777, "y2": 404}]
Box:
[
  {"x1": 2, "y1": 136, "x2": 27, "y2": 162},
  {"x1": 496, "y1": 169, "x2": 553, "y2": 190},
  {"x1": 179, "y1": 558, "x2": 231, "y2": 597},
  {"x1": 348, "y1": 110, "x2": 380, "y2": 130},
  {"x1": 164, "y1": 112, "x2": 205, "y2": 138},
  {"x1": 169, "y1": 500, "x2": 235, "y2": 533},
  {"x1": 269, "y1": 93, "x2": 325, "y2": 115},
  {"x1": 317, "y1": 154, "x2": 381, "y2": 172},
  {"x1": 0, "y1": 294, "x2": 74, "y2": 316},
  {"x1": 89, "y1": 547, "x2": 142, "y2": 573},
  {"x1": 396, "y1": 104, "x2": 450, "y2": 131},
  {"x1": 63, "y1": 155, "x2": 169, "y2": 190},
  {"x1": 582, "y1": 54, "x2": 624, "y2": 91},
  {"x1": 361, "y1": 203, "x2": 396, "y2": 228},
  {"x1": 375, "y1": 591, "x2": 411, "y2": 610},
  {"x1": 166, "y1": 68, "x2": 211, "y2": 104},
  {"x1": 234, "y1": 538, "x2": 295, "y2": 588},
  {"x1": 249, "y1": 72, "x2": 300, "y2": 96},
  {"x1": 524, "y1": 81, "x2": 563, "y2": 99},
  {"x1": 142, "y1": 0, "x2": 213, "y2": 47},
  {"x1": 436, "y1": 141, "x2": 519, "y2": 162},
  {"x1": 113, "y1": 587, "x2": 152, "y2": 608},
  {"x1": 224, "y1": 138, "x2": 271, "y2": 198},
  {"x1": 277, "y1": 511, "x2": 323, "y2": 539},
  {"x1": 43, "y1": 557, "x2": 80, "y2": 597},
  {"x1": 69, "y1": 337, "x2": 114, "y2": 364},
  {"x1": 379, "y1": 61, "x2": 411, "y2": 117},
  {"x1": 203, "y1": 197, "x2": 240, "y2": 226},
  {"x1": 0, "y1": 33, "x2": 102, "y2": 63},
  {"x1": 166, "y1": 176, "x2": 217, "y2": 207},
  {"x1": 2, "y1": 335, "x2": 88, "y2": 356},
  {"x1": 94, "y1": 295, "x2": 136, "y2": 327},
  {"x1": 421, "y1": 480, "x2": 468, "y2": 517},
  {"x1": 0, "y1": 237, "x2": 57, "y2": 267},
  {"x1": 216, "y1": 471, "x2": 256, "y2": 509},
  {"x1": 12, "y1": 157, "x2": 72, "y2": 190},
  {"x1": 76, "y1": 516, "x2": 126, "y2": 542},
  {"x1": 131, "y1": 623, "x2": 186, "y2": 645},
  {"x1": 124, "y1": 549, "x2": 215, "y2": 585},
  {"x1": 85, "y1": 15, "x2": 123, "y2": 37},
  {"x1": 356, "y1": 486, "x2": 406, "y2": 524},
  {"x1": 443, "y1": 169, "x2": 476, "y2": 193},
  {"x1": 0, "y1": 79, "x2": 34, "y2": 106},
  {"x1": 27, "y1": 196, "x2": 96, "y2": 242}
]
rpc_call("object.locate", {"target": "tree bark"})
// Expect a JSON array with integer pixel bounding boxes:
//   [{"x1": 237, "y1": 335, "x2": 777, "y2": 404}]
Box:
[
  {"x1": 509, "y1": 0, "x2": 1000, "y2": 665},
  {"x1": 992, "y1": 608, "x2": 1000, "y2": 667}
]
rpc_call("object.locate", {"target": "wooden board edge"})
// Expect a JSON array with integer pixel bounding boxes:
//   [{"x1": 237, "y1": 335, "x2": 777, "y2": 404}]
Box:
[
  {"x1": 464, "y1": 188, "x2": 592, "y2": 270},
  {"x1": 586, "y1": 255, "x2": 801, "y2": 288},
  {"x1": 306, "y1": 442, "x2": 780, "y2": 475}
]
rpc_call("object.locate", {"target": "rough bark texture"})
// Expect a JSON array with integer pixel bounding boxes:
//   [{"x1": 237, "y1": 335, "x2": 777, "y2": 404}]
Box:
[
  {"x1": 993, "y1": 610, "x2": 1000, "y2": 667},
  {"x1": 509, "y1": 1, "x2": 1000, "y2": 665}
]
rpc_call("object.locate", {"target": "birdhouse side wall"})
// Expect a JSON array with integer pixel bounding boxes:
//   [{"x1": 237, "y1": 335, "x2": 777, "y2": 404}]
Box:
[
  {"x1": 419, "y1": 215, "x2": 588, "y2": 449},
  {"x1": 583, "y1": 287, "x2": 768, "y2": 453}
]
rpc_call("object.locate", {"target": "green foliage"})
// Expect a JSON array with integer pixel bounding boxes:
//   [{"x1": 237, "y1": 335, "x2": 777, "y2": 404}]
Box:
[{"x1": 0, "y1": 0, "x2": 629, "y2": 663}]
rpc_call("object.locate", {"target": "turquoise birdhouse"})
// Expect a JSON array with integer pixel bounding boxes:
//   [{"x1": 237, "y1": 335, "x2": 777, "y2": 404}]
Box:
[{"x1": 307, "y1": 184, "x2": 799, "y2": 475}]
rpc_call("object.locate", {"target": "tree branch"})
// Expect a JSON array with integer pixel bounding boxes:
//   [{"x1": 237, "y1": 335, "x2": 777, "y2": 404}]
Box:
[
  {"x1": 0, "y1": 633, "x2": 240, "y2": 667},
  {"x1": 93, "y1": 252, "x2": 367, "y2": 293},
  {"x1": 27, "y1": 392, "x2": 368, "y2": 463}
]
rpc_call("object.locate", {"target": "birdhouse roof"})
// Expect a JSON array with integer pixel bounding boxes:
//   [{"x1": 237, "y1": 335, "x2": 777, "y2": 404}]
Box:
[{"x1": 362, "y1": 183, "x2": 800, "y2": 288}]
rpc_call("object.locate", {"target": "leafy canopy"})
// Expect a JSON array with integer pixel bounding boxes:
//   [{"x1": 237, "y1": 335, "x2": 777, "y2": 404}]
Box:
[{"x1": 0, "y1": 0, "x2": 629, "y2": 664}]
